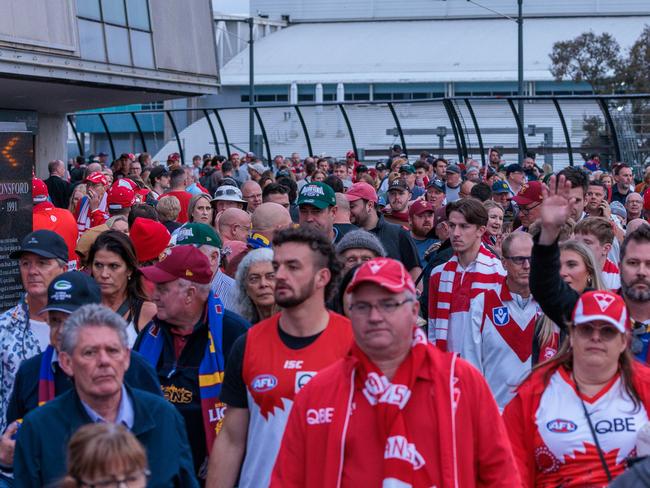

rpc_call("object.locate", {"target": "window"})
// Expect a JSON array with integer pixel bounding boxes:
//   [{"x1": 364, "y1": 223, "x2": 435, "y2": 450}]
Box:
[
  {"x1": 76, "y1": 0, "x2": 154, "y2": 68},
  {"x1": 78, "y1": 19, "x2": 106, "y2": 62}
]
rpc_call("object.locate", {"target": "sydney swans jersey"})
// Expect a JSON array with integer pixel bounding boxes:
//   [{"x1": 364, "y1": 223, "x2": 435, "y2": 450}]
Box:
[
  {"x1": 534, "y1": 368, "x2": 648, "y2": 487},
  {"x1": 462, "y1": 285, "x2": 541, "y2": 410},
  {"x1": 601, "y1": 258, "x2": 621, "y2": 291},
  {"x1": 240, "y1": 313, "x2": 352, "y2": 487}
]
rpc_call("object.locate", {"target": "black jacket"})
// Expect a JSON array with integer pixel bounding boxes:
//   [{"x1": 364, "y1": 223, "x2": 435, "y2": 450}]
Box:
[
  {"x1": 44, "y1": 175, "x2": 72, "y2": 209},
  {"x1": 530, "y1": 235, "x2": 580, "y2": 363},
  {"x1": 133, "y1": 309, "x2": 249, "y2": 478},
  {"x1": 418, "y1": 238, "x2": 453, "y2": 322}
]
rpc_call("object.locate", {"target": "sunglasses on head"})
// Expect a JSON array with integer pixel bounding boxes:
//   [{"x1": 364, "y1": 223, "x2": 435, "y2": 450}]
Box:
[{"x1": 574, "y1": 323, "x2": 621, "y2": 341}]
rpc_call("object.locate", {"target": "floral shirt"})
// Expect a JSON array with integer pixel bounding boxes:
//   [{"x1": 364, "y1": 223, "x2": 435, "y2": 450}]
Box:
[{"x1": 0, "y1": 296, "x2": 41, "y2": 433}]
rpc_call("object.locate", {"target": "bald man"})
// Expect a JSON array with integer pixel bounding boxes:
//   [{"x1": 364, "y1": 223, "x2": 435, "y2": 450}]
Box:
[
  {"x1": 251, "y1": 202, "x2": 293, "y2": 245},
  {"x1": 334, "y1": 192, "x2": 358, "y2": 235},
  {"x1": 626, "y1": 218, "x2": 649, "y2": 236},
  {"x1": 242, "y1": 180, "x2": 263, "y2": 213},
  {"x1": 224, "y1": 203, "x2": 293, "y2": 276},
  {"x1": 218, "y1": 208, "x2": 252, "y2": 243}
]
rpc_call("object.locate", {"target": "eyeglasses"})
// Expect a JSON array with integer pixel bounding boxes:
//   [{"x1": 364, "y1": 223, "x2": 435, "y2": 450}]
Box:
[
  {"x1": 78, "y1": 470, "x2": 150, "y2": 488},
  {"x1": 349, "y1": 298, "x2": 413, "y2": 316},
  {"x1": 574, "y1": 324, "x2": 620, "y2": 341},
  {"x1": 247, "y1": 272, "x2": 276, "y2": 285},
  {"x1": 518, "y1": 202, "x2": 541, "y2": 215},
  {"x1": 503, "y1": 255, "x2": 532, "y2": 266}
]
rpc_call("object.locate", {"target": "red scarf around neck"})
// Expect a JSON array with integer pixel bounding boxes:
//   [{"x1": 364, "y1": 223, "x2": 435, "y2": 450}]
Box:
[{"x1": 352, "y1": 327, "x2": 433, "y2": 487}]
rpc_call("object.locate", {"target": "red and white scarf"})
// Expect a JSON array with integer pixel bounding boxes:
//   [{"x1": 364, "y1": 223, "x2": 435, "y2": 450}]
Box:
[
  {"x1": 428, "y1": 245, "x2": 505, "y2": 351},
  {"x1": 352, "y1": 328, "x2": 433, "y2": 487}
]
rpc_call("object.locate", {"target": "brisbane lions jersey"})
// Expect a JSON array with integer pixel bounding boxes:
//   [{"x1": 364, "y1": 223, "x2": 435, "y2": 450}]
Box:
[
  {"x1": 238, "y1": 312, "x2": 352, "y2": 487},
  {"x1": 533, "y1": 367, "x2": 648, "y2": 487}
]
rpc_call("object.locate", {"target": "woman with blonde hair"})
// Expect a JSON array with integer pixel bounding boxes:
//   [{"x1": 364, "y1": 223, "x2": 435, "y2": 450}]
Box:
[
  {"x1": 68, "y1": 184, "x2": 87, "y2": 214},
  {"x1": 61, "y1": 423, "x2": 149, "y2": 488},
  {"x1": 534, "y1": 240, "x2": 606, "y2": 364},
  {"x1": 187, "y1": 192, "x2": 213, "y2": 226}
]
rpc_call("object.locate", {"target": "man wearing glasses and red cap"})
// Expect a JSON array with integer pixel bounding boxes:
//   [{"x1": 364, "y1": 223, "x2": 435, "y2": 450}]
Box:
[
  {"x1": 134, "y1": 245, "x2": 249, "y2": 482},
  {"x1": 271, "y1": 257, "x2": 519, "y2": 488}
]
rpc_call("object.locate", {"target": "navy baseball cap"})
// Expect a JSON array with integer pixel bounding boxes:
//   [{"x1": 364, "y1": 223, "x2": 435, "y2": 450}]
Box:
[
  {"x1": 426, "y1": 179, "x2": 446, "y2": 193},
  {"x1": 41, "y1": 271, "x2": 101, "y2": 314},
  {"x1": 9, "y1": 230, "x2": 68, "y2": 261},
  {"x1": 492, "y1": 181, "x2": 511, "y2": 194}
]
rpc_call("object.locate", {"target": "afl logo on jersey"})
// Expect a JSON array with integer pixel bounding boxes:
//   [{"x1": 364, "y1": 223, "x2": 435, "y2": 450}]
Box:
[
  {"x1": 251, "y1": 374, "x2": 278, "y2": 392},
  {"x1": 492, "y1": 306, "x2": 509, "y2": 326},
  {"x1": 546, "y1": 419, "x2": 577, "y2": 433}
]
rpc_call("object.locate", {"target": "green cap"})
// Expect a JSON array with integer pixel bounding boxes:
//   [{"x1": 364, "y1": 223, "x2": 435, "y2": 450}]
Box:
[
  {"x1": 399, "y1": 164, "x2": 416, "y2": 174},
  {"x1": 175, "y1": 223, "x2": 222, "y2": 249},
  {"x1": 297, "y1": 182, "x2": 336, "y2": 209}
]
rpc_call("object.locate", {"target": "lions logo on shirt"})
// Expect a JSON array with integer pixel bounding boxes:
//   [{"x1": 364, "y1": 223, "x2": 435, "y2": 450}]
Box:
[{"x1": 492, "y1": 306, "x2": 509, "y2": 326}]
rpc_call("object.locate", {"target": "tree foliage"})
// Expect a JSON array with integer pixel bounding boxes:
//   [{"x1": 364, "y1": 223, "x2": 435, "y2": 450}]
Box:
[
  {"x1": 549, "y1": 31, "x2": 622, "y2": 94},
  {"x1": 550, "y1": 26, "x2": 650, "y2": 165}
]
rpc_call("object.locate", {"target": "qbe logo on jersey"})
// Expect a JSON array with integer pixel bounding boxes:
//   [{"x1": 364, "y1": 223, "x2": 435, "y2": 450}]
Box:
[
  {"x1": 492, "y1": 306, "x2": 509, "y2": 326},
  {"x1": 295, "y1": 371, "x2": 317, "y2": 393}
]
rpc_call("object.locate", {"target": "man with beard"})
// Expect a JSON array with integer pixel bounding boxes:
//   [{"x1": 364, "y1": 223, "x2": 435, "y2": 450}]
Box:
[
  {"x1": 531, "y1": 175, "x2": 650, "y2": 364},
  {"x1": 409, "y1": 200, "x2": 438, "y2": 266},
  {"x1": 207, "y1": 226, "x2": 353, "y2": 488},
  {"x1": 383, "y1": 179, "x2": 411, "y2": 226}
]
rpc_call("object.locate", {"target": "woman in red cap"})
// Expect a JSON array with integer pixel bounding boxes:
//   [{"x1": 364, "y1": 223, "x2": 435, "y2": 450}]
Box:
[{"x1": 504, "y1": 290, "x2": 650, "y2": 487}]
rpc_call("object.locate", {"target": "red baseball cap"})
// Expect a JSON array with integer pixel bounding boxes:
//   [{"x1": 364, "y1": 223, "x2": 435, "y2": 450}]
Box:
[
  {"x1": 513, "y1": 181, "x2": 544, "y2": 206},
  {"x1": 85, "y1": 171, "x2": 108, "y2": 186},
  {"x1": 409, "y1": 200, "x2": 435, "y2": 217},
  {"x1": 167, "y1": 152, "x2": 180, "y2": 162},
  {"x1": 32, "y1": 177, "x2": 48, "y2": 203},
  {"x1": 572, "y1": 290, "x2": 629, "y2": 333},
  {"x1": 346, "y1": 257, "x2": 415, "y2": 294},
  {"x1": 346, "y1": 150, "x2": 356, "y2": 158},
  {"x1": 130, "y1": 217, "x2": 171, "y2": 263},
  {"x1": 114, "y1": 178, "x2": 137, "y2": 191},
  {"x1": 140, "y1": 244, "x2": 212, "y2": 284},
  {"x1": 107, "y1": 185, "x2": 135, "y2": 210},
  {"x1": 345, "y1": 182, "x2": 378, "y2": 203}
]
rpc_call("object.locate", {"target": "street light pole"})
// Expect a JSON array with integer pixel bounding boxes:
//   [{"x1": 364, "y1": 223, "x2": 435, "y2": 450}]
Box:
[
  {"x1": 517, "y1": 0, "x2": 524, "y2": 163},
  {"x1": 248, "y1": 17, "x2": 255, "y2": 154}
]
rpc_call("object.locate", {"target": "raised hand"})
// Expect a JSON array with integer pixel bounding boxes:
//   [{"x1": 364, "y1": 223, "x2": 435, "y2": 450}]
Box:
[{"x1": 538, "y1": 175, "x2": 574, "y2": 245}]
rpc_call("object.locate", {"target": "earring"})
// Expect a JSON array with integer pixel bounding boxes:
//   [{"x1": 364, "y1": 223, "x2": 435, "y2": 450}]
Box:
[{"x1": 587, "y1": 275, "x2": 592, "y2": 287}]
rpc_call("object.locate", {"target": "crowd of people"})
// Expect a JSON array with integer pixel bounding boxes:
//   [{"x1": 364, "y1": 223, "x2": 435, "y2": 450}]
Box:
[{"x1": 2, "y1": 146, "x2": 650, "y2": 486}]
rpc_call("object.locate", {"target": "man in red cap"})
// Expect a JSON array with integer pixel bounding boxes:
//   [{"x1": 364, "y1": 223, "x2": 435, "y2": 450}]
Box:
[
  {"x1": 106, "y1": 183, "x2": 135, "y2": 218},
  {"x1": 271, "y1": 257, "x2": 519, "y2": 488},
  {"x1": 134, "y1": 245, "x2": 249, "y2": 482},
  {"x1": 32, "y1": 177, "x2": 78, "y2": 268},
  {"x1": 76, "y1": 171, "x2": 109, "y2": 231},
  {"x1": 408, "y1": 199, "x2": 438, "y2": 266},
  {"x1": 346, "y1": 182, "x2": 421, "y2": 284},
  {"x1": 513, "y1": 180, "x2": 544, "y2": 231}
]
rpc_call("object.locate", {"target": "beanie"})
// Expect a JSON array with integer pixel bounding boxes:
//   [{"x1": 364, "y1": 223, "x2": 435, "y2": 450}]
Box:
[
  {"x1": 130, "y1": 217, "x2": 171, "y2": 263},
  {"x1": 336, "y1": 229, "x2": 386, "y2": 257}
]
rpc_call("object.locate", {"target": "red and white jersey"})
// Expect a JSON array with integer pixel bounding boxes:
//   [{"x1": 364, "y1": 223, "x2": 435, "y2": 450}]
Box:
[
  {"x1": 533, "y1": 367, "x2": 648, "y2": 487},
  {"x1": 462, "y1": 284, "x2": 541, "y2": 410},
  {"x1": 427, "y1": 245, "x2": 505, "y2": 352},
  {"x1": 601, "y1": 258, "x2": 621, "y2": 291},
  {"x1": 240, "y1": 312, "x2": 352, "y2": 487}
]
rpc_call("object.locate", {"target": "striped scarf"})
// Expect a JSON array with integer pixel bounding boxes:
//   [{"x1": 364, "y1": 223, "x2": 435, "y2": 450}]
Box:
[
  {"x1": 38, "y1": 345, "x2": 56, "y2": 406},
  {"x1": 139, "y1": 292, "x2": 225, "y2": 453},
  {"x1": 428, "y1": 245, "x2": 505, "y2": 352},
  {"x1": 352, "y1": 328, "x2": 433, "y2": 487},
  {"x1": 76, "y1": 193, "x2": 108, "y2": 232}
]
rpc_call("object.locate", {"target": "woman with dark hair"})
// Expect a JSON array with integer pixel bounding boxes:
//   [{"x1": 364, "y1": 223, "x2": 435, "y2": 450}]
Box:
[
  {"x1": 87, "y1": 230, "x2": 156, "y2": 345},
  {"x1": 504, "y1": 290, "x2": 650, "y2": 487}
]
